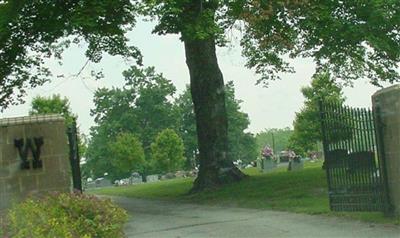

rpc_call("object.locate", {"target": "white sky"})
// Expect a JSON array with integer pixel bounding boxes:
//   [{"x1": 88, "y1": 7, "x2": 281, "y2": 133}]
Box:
[{"x1": 0, "y1": 20, "x2": 390, "y2": 136}]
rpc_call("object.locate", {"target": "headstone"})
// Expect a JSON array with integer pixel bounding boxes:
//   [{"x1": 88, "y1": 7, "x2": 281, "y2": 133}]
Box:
[
  {"x1": 161, "y1": 172, "x2": 176, "y2": 180},
  {"x1": 175, "y1": 170, "x2": 186, "y2": 178},
  {"x1": 94, "y1": 177, "x2": 112, "y2": 187},
  {"x1": 146, "y1": 174, "x2": 159, "y2": 183},
  {"x1": 130, "y1": 177, "x2": 143, "y2": 184},
  {"x1": 0, "y1": 115, "x2": 72, "y2": 211},
  {"x1": 257, "y1": 158, "x2": 277, "y2": 173},
  {"x1": 130, "y1": 173, "x2": 143, "y2": 184},
  {"x1": 288, "y1": 158, "x2": 304, "y2": 171}
]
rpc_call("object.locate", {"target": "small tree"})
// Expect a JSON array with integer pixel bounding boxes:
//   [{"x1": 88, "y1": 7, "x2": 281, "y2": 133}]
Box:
[
  {"x1": 30, "y1": 94, "x2": 76, "y2": 126},
  {"x1": 151, "y1": 129, "x2": 185, "y2": 174},
  {"x1": 289, "y1": 72, "x2": 346, "y2": 156},
  {"x1": 108, "y1": 133, "x2": 146, "y2": 176}
]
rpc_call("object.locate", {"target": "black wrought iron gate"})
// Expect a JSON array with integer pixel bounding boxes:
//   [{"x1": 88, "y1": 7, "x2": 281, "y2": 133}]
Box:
[
  {"x1": 67, "y1": 119, "x2": 82, "y2": 192},
  {"x1": 319, "y1": 102, "x2": 390, "y2": 212}
]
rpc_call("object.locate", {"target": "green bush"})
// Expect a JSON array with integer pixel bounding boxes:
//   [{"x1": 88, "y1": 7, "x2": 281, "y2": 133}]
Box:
[{"x1": 2, "y1": 192, "x2": 128, "y2": 238}]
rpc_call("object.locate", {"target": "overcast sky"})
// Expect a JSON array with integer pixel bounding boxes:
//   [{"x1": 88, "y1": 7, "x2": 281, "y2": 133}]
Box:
[{"x1": 0, "y1": 20, "x2": 390, "y2": 136}]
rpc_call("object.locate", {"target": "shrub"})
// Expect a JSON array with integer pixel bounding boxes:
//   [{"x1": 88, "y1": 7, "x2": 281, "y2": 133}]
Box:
[{"x1": 2, "y1": 192, "x2": 128, "y2": 238}]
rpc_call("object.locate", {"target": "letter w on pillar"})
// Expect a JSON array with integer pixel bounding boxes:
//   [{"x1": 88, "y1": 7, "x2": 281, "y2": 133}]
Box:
[{"x1": 14, "y1": 137, "x2": 44, "y2": 170}]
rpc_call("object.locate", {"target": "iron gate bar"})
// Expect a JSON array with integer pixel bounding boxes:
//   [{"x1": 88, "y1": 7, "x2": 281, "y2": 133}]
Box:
[
  {"x1": 67, "y1": 119, "x2": 83, "y2": 192},
  {"x1": 319, "y1": 101, "x2": 390, "y2": 212}
]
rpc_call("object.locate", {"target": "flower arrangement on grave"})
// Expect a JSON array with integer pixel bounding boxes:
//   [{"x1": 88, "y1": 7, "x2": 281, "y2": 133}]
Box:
[
  {"x1": 287, "y1": 150, "x2": 296, "y2": 160},
  {"x1": 261, "y1": 145, "x2": 274, "y2": 160},
  {"x1": 287, "y1": 150, "x2": 301, "y2": 162}
]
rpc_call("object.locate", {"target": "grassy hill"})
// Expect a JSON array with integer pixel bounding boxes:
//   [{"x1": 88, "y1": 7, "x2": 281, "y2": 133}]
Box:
[{"x1": 93, "y1": 161, "x2": 399, "y2": 225}]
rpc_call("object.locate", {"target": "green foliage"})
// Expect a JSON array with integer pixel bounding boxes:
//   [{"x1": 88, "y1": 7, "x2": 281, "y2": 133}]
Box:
[
  {"x1": 151, "y1": 129, "x2": 185, "y2": 173},
  {"x1": 29, "y1": 94, "x2": 87, "y2": 165},
  {"x1": 289, "y1": 72, "x2": 346, "y2": 155},
  {"x1": 3, "y1": 1, "x2": 397, "y2": 111},
  {"x1": 97, "y1": 162, "x2": 329, "y2": 213},
  {"x1": 109, "y1": 133, "x2": 146, "y2": 175},
  {"x1": 2, "y1": 192, "x2": 128, "y2": 238},
  {"x1": 5, "y1": 0, "x2": 399, "y2": 191},
  {"x1": 225, "y1": 81, "x2": 258, "y2": 163},
  {"x1": 256, "y1": 128, "x2": 293, "y2": 154},
  {"x1": 30, "y1": 94, "x2": 76, "y2": 126},
  {"x1": 175, "y1": 82, "x2": 258, "y2": 164},
  {"x1": 241, "y1": 1, "x2": 400, "y2": 85},
  {"x1": 94, "y1": 161, "x2": 400, "y2": 225},
  {"x1": 84, "y1": 66, "x2": 179, "y2": 180},
  {"x1": 83, "y1": 126, "x2": 117, "y2": 180},
  {"x1": 175, "y1": 86, "x2": 198, "y2": 168},
  {"x1": 0, "y1": 0, "x2": 141, "y2": 109}
]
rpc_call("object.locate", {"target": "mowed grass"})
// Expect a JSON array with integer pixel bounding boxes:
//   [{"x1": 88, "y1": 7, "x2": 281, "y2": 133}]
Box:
[{"x1": 93, "y1": 161, "x2": 399, "y2": 225}]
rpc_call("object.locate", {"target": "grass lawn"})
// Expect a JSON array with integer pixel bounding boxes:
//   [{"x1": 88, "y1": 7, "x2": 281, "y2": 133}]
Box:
[{"x1": 92, "y1": 161, "x2": 399, "y2": 225}]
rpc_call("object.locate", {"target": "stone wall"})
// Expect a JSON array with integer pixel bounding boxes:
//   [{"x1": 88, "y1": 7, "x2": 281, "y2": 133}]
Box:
[
  {"x1": 372, "y1": 85, "x2": 400, "y2": 216},
  {"x1": 0, "y1": 115, "x2": 71, "y2": 211}
]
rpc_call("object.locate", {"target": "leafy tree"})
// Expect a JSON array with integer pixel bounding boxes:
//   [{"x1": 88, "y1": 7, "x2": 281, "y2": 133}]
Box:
[
  {"x1": 1, "y1": 1, "x2": 400, "y2": 191},
  {"x1": 256, "y1": 128, "x2": 294, "y2": 154},
  {"x1": 175, "y1": 87, "x2": 198, "y2": 169},
  {"x1": 29, "y1": 94, "x2": 87, "y2": 183},
  {"x1": 224, "y1": 82, "x2": 258, "y2": 163},
  {"x1": 83, "y1": 126, "x2": 116, "y2": 180},
  {"x1": 84, "y1": 66, "x2": 178, "y2": 179},
  {"x1": 30, "y1": 94, "x2": 76, "y2": 126},
  {"x1": 234, "y1": 133, "x2": 258, "y2": 164},
  {"x1": 288, "y1": 72, "x2": 346, "y2": 156},
  {"x1": 150, "y1": 129, "x2": 185, "y2": 173},
  {"x1": 0, "y1": 0, "x2": 141, "y2": 109},
  {"x1": 29, "y1": 94, "x2": 86, "y2": 152},
  {"x1": 109, "y1": 133, "x2": 146, "y2": 176},
  {"x1": 176, "y1": 81, "x2": 258, "y2": 165}
]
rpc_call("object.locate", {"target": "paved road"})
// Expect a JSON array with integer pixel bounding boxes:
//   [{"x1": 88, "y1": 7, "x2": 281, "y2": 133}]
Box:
[{"x1": 107, "y1": 196, "x2": 399, "y2": 238}]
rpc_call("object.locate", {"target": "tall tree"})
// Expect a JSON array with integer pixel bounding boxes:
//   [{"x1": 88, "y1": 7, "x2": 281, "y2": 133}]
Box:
[
  {"x1": 224, "y1": 81, "x2": 258, "y2": 164},
  {"x1": 175, "y1": 87, "x2": 198, "y2": 169},
  {"x1": 176, "y1": 81, "x2": 258, "y2": 165},
  {"x1": 288, "y1": 72, "x2": 346, "y2": 155},
  {"x1": 85, "y1": 66, "x2": 178, "y2": 179},
  {"x1": 0, "y1": 0, "x2": 141, "y2": 108},
  {"x1": 1, "y1": 1, "x2": 400, "y2": 191}
]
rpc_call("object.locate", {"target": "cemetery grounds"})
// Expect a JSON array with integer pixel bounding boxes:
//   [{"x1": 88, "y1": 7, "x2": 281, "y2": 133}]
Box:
[{"x1": 93, "y1": 161, "x2": 400, "y2": 225}]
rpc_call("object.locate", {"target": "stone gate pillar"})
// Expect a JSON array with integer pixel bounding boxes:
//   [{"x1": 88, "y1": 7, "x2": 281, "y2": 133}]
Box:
[
  {"x1": 372, "y1": 85, "x2": 400, "y2": 216},
  {"x1": 0, "y1": 115, "x2": 72, "y2": 211}
]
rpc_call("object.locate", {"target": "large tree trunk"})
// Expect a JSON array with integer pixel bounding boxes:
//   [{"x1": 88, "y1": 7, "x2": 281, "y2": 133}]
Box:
[{"x1": 184, "y1": 38, "x2": 247, "y2": 192}]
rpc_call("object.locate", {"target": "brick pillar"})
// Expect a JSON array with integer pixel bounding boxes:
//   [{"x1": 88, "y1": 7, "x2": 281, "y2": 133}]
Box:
[{"x1": 372, "y1": 85, "x2": 400, "y2": 216}]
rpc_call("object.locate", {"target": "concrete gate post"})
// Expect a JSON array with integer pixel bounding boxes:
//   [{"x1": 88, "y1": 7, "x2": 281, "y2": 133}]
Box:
[{"x1": 372, "y1": 85, "x2": 400, "y2": 216}]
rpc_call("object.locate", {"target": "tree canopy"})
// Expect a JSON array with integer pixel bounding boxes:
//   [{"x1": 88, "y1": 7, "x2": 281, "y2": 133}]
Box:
[
  {"x1": 256, "y1": 127, "x2": 293, "y2": 154},
  {"x1": 150, "y1": 129, "x2": 185, "y2": 173},
  {"x1": 1, "y1": 0, "x2": 399, "y2": 191},
  {"x1": 0, "y1": 0, "x2": 141, "y2": 109},
  {"x1": 2, "y1": 0, "x2": 398, "y2": 109},
  {"x1": 84, "y1": 66, "x2": 179, "y2": 180},
  {"x1": 175, "y1": 82, "x2": 258, "y2": 165},
  {"x1": 30, "y1": 94, "x2": 76, "y2": 126},
  {"x1": 108, "y1": 133, "x2": 146, "y2": 175},
  {"x1": 288, "y1": 72, "x2": 346, "y2": 155},
  {"x1": 84, "y1": 71, "x2": 257, "y2": 179}
]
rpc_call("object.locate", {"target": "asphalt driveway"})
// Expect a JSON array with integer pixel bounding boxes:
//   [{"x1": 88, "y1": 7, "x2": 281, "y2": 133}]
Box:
[{"x1": 105, "y1": 196, "x2": 400, "y2": 238}]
